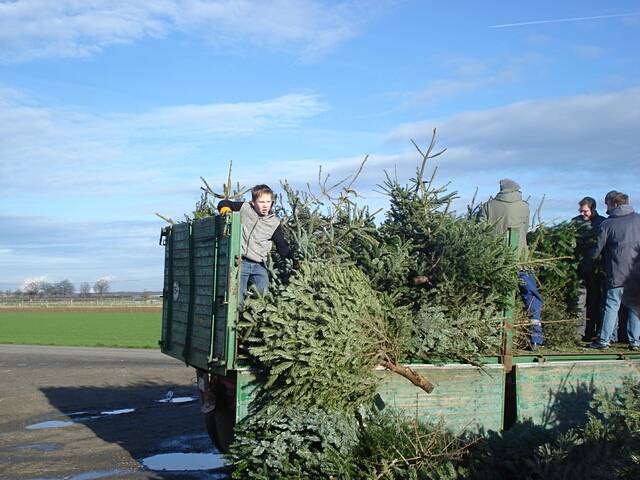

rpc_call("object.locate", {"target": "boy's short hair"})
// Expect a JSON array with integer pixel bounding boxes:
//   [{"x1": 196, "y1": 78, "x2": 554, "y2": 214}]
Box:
[
  {"x1": 251, "y1": 184, "x2": 274, "y2": 202},
  {"x1": 578, "y1": 196, "x2": 597, "y2": 210}
]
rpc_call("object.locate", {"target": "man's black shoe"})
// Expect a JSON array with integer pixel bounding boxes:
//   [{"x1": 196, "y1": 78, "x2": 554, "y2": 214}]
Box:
[
  {"x1": 582, "y1": 335, "x2": 599, "y2": 343},
  {"x1": 629, "y1": 345, "x2": 640, "y2": 352},
  {"x1": 588, "y1": 342, "x2": 609, "y2": 350}
]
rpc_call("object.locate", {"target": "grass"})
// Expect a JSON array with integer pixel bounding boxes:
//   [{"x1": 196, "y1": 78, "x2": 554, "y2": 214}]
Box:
[{"x1": 0, "y1": 309, "x2": 162, "y2": 348}]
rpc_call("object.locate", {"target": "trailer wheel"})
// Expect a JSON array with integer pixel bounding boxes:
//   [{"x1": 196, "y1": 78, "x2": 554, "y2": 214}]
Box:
[{"x1": 205, "y1": 385, "x2": 236, "y2": 453}]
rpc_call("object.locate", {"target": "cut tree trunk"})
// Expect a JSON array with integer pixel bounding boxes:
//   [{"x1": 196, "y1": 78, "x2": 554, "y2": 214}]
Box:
[{"x1": 380, "y1": 358, "x2": 435, "y2": 394}]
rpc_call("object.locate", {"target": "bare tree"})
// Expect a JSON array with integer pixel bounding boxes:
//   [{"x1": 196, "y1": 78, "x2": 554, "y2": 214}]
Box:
[
  {"x1": 55, "y1": 279, "x2": 76, "y2": 297},
  {"x1": 93, "y1": 278, "x2": 110, "y2": 296},
  {"x1": 21, "y1": 277, "x2": 46, "y2": 297},
  {"x1": 43, "y1": 282, "x2": 56, "y2": 297},
  {"x1": 79, "y1": 282, "x2": 92, "y2": 297}
]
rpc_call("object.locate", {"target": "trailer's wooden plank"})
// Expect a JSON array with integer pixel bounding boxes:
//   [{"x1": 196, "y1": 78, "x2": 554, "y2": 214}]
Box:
[
  {"x1": 515, "y1": 360, "x2": 640, "y2": 429},
  {"x1": 235, "y1": 364, "x2": 505, "y2": 434},
  {"x1": 170, "y1": 318, "x2": 213, "y2": 341},
  {"x1": 375, "y1": 365, "x2": 505, "y2": 433},
  {"x1": 172, "y1": 302, "x2": 214, "y2": 316}
]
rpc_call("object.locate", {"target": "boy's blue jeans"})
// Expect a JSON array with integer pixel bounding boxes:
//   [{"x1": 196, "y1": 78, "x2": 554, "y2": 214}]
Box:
[
  {"x1": 519, "y1": 271, "x2": 544, "y2": 345},
  {"x1": 239, "y1": 259, "x2": 269, "y2": 304},
  {"x1": 598, "y1": 287, "x2": 640, "y2": 346}
]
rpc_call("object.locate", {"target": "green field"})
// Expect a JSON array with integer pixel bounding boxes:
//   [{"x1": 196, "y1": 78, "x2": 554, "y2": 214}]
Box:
[{"x1": 0, "y1": 309, "x2": 162, "y2": 348}]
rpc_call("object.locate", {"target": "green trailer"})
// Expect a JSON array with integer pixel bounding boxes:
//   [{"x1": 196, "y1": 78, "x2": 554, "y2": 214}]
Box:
[{"x1": 158, "y1": 214, "x2": 640, "y2": 452}]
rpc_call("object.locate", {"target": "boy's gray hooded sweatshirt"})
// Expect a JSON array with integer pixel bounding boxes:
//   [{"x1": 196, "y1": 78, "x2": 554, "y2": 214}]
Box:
[
  {"x1": 239, "y1": 202, "x2": 281, "y2": 263},
  {"x1": 217, "y1": 200, "x2": 291, "y2": 263}
]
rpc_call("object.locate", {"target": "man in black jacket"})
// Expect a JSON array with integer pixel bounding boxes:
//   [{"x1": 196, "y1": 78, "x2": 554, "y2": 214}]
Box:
[
  {"x1": 572, "y1": 196, "x2": 606, "y2": 341},
  {"x1": 587, "y1": 192, "x2": 640, "y2": 350}
]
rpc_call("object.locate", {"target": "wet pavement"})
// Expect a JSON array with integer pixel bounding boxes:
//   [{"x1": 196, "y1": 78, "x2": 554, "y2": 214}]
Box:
[{"x1": 0, "y1": 345, "x2": 228, "y2": 480}]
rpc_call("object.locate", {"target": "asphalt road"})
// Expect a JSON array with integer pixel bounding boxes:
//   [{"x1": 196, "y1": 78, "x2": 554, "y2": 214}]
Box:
[{"x1": 0, "y1": 345, "x2": 227, "y2": 480}]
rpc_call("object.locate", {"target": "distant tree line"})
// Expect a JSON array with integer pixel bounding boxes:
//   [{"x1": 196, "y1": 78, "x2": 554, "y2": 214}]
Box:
[{"x1": 14, "y1": 278, "x2": 111, "y2": 297}]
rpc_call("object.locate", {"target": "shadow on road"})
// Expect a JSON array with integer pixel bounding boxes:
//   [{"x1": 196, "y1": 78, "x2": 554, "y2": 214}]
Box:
[{"x1": 40, "y1": 381, "x2": 225, "y2": 479}]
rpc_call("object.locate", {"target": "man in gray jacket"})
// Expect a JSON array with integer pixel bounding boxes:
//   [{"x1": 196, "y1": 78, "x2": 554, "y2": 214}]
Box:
[
  {"x1": 587, "y1": 191, "x2": 640, "y2": 350},
  {"x1": 479, "y1": 179, "x2": 544, "y2": 348}
]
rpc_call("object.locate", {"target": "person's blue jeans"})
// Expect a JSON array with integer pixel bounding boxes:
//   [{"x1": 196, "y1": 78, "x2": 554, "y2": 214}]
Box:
[
  {"x1": 598, "y1": 287, "x2": 640, "y2": 346},
  {"x1": 519, "y1": 271, "x2": 544, "y2": 345},
  {"x1": 239, "y1": 259, "x2": 269, "y2": 305}
]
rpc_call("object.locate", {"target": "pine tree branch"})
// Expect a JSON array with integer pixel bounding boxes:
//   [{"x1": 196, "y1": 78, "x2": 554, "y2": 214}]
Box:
[
  {"x1": 413, "y1": 128, "x2": 447, "y2": 193},
  {"x1": 200, "y1": 177, "x2": 228, "y2": 199},
  {"x1": 225, "y1": 160, "x2": 233, "y2": 198},
  {"x1": 155, "y1": 213, "x2": 175, "y2": 225}
]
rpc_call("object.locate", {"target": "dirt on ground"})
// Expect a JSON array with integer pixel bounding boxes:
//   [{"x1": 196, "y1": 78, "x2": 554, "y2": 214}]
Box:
[{"x1": 0, "y1": 345, "x2": 227, "y2": 480}]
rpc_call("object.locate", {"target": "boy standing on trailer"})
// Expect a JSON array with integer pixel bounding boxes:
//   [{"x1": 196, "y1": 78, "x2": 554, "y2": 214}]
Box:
[{"x1": 217, "y1": 184, "x2": 294, "y2": 302}]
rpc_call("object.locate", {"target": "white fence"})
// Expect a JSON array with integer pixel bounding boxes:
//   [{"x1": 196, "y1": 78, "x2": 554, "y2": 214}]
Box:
[{"x1": 0, "y1": 296, "x2": 163, "y2": 309}]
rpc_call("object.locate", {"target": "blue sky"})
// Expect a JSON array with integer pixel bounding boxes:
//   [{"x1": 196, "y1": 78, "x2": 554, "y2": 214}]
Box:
[{"x1": 1, "y1": 0, "x2": 639, "y2": 292}]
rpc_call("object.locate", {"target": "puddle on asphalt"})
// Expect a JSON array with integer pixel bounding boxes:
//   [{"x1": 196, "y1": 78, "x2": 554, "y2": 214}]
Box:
[
  {"x1": 25, "y1": 407, "x2": 135, "y2": 431},
  {"x1": 11, "y1": 442, "x2": 62, "y2": 452},
  {"x1": 157, "y1": 389, "x2": 197, "y2": 404},
  {"x1": 141, "y1": 452, "x2": 227, "y2": 471},
  {"x1": 158, "y1": 396, "x2": 196, "y2": 404},
  {"x1": 26, "y1": 420, "x2": 75, "y2": 430},
  {"x1": 99, "y1": 408, "x2": 135, "y2": 415}
]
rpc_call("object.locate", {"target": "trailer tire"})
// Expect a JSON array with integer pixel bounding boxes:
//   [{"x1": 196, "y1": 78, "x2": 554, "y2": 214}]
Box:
[{"x1": 205, "y1": 385, "x2": 236, "y2": 453}]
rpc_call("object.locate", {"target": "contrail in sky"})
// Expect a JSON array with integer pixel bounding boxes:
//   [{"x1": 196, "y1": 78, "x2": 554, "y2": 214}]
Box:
[{"x1": 489, "y1": 12, "x2": 640, "y2": 29}]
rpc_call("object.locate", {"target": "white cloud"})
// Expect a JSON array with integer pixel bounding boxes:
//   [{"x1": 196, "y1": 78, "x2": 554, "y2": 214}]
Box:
[
  {"x1": 128, "y1": 94, "x2": 328, "y2": 133},
  {"x1": 0, "y1": 0, "x2": 381, "y2": 62},
  {"x1": 525, "y1": 33, "x2": 552, "y2": 46},
  {"x1": 174, "y1": 0, "x2": 369, "y2": 59},
  {"x1": 405, "y1": 78, "x2": 496, "y2": 105},
  {"x1": 396, "y1": 53, "x2": 544, "y2": 106},
  {"x1": 0, "y1": 88, "x2": 327, "y2": 193},
  {"x1": 573, "y1": 44, "x2": 607, "y2": 59},
  {"x1": 390, "y1": 87, "x2": 640, "y2": 171},
  {"x1": 0, "y1": 0, "x2": 172, "y2": 62}
]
